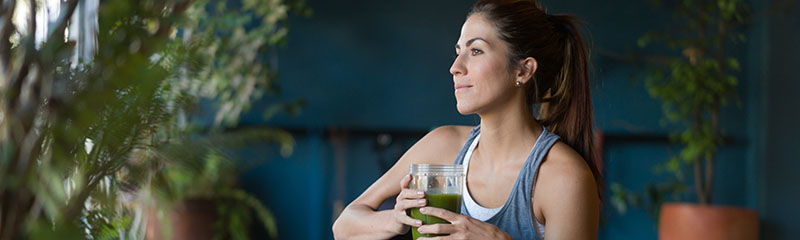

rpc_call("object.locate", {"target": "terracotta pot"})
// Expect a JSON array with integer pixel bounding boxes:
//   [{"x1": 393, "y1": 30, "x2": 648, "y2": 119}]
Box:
[
  {"x1": 146, "y1": 198, "x2": 218, "y2": 240},
  {"x1": 659, "y1": 202, "x2": 759, "y2": 240}
]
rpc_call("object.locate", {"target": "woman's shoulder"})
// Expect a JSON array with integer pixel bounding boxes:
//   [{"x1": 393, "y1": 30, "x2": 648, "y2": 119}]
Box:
[
  {"x1": 538, "y1": 141, "x2": 595, "y2": 186},
  {"x1": 403, "y1": 125, "x2": 474, "y2": 165},
  {"x1": 535, "y1": 140, "x2": 597, "y2": 206},
  {"x1": 426, "y1": 125, "x2": 474, "y2": 150},
  {"x1": 428, "y1": 125, "x2": 474, "y2": 142}
]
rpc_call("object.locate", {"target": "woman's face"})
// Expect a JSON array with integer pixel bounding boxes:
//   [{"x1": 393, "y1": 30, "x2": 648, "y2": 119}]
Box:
[{"x1": 450, "y1": 14, "x2": 517, "y2": 115}]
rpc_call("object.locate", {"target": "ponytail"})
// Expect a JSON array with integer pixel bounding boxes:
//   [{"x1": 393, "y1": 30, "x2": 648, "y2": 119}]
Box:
[{"x1": 538, "y1": 15, "x2": 602, "y2": 196}]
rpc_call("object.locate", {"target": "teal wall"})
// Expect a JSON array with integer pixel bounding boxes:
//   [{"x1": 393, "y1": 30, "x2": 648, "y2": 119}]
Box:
[
  {"x1": 230, "y1": 0, "x2": 797, "y2": 239},
  {"x1": 763, "y1": 0, "x2": 800, "y2": 238}
]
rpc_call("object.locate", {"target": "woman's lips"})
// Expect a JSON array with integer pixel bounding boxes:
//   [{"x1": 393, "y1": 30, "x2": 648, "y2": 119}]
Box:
[{"x1": 454, "y1": 84, "x2": 473, "y2": 91}]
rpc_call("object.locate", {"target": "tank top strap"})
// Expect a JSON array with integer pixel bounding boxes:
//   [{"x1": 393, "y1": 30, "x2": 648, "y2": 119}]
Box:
[
  {"x1": 515, "y1": 128, "x2": 560, "y2": 206},
  {"x1": 453, "y1": 125, "x2": 481, "y2": 165}
]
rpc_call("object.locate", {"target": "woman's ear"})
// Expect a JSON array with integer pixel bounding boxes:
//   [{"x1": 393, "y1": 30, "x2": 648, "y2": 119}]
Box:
[{"x1": 516, "y1": 57, "x2": 538, "y2": 85}]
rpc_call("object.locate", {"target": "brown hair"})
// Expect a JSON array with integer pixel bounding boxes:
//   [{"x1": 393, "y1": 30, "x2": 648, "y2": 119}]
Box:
[{"x1": 470, "y1": 0, "x2": 601, "y2": 196}]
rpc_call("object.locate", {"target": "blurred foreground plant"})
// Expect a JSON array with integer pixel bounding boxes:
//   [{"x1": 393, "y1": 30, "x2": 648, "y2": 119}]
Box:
[{"x1": 0, "y1": 0, "x2": 308, "y2": 239}]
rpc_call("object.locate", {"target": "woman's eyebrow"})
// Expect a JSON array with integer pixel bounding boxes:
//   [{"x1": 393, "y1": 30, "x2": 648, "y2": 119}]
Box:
[{"x1": 455, "y1": 37, "x2": 488, "y2": 49}]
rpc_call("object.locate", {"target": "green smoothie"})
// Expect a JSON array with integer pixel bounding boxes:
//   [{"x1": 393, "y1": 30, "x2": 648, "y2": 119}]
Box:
[{"x1": 409, "y1": 193, "x2": 462, "y2": 239}]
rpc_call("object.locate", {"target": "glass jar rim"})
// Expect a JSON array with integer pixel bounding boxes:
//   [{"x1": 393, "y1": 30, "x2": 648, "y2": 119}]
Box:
[{"x1": 409, "y1": 164, "x2": 464, "y2": 174}]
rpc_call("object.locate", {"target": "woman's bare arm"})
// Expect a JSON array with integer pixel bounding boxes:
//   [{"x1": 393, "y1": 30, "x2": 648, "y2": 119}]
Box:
[{"x1": 331, "y1": 126, "x2": 469, "y2": 239}]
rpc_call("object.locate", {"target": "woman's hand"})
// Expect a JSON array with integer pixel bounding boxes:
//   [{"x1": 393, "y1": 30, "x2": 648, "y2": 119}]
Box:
[
  {"x1": 416, "y1": 207, "x2": 512, "y2": 240},
  {"x1": 389, "y1": 174, "x2": 426, "y2": 235}
]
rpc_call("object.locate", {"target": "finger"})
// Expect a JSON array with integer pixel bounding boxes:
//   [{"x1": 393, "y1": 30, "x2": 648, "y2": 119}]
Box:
[
  {"x1": 417, "y1": 223, "x2": 455, "y2": 235},
  {"x1": 419, "y1": 207, "x2": 460, "y2": 222},
  {"x1": 394, "y1": 209, "x2": 423, "y2": 227},
  {"x1": 416, "y1": 237, "x2": 447, "y2": 240},
  {"x1": 397, "y1": 188, "x2": 425, "y2": 201},
  {"x1": 394, "y1": 198, "x2": 427, "y2": 211},
  {"x1": 400, "y1": 198, "x2": 427, "y2": 210},
  {"x1": 399, "y1": 174, "x2": 412, "y2": 188}
]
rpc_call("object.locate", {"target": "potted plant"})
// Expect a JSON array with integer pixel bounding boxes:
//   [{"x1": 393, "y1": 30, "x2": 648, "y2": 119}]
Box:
[
  {"x1": 144, "y1": 129, "x2": 293, "y2": 240},
  {"x1": 610, "y1": 0, "x2": 758, "y2": 239}
]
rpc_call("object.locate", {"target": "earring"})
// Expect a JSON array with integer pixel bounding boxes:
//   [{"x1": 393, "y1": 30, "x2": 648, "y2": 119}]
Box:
[{"x1": 515, "y1": 81, "x2": 521, "y2": 87}]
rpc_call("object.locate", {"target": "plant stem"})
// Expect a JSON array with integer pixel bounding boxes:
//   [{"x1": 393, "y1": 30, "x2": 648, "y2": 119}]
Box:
[
  {"x1": 702, "y1": 5, "x2": 729, "y2": 205},
  {"x1": 693, "y1": 112, "x2": 710, "y2": 205},
  {"x1": 694, "y1": 155, "x2": 708, "y2": 204},
  {"x1": 705, "y1": 104, "x2": 720, "y2": 205}
]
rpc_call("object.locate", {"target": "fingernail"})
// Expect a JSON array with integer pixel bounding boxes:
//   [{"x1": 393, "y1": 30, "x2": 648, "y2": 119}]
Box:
[
  {"x1": 417, "y1": 191, "x2": 424, "y2": 196},
  {"x1": 418, "y1": 199, "x2": 426, "y2": 204},
  {"x1": 420, "y1": 207, "x2": 427, "y2": 213},
  {"x1": 416, "y1": 220, "x2": 422, "y2": 226}
]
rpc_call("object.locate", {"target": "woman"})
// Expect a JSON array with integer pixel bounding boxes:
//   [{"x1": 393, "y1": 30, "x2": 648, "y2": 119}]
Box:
[{"x1": 332, "y1": 0, "x2": 600, "y2": 239}]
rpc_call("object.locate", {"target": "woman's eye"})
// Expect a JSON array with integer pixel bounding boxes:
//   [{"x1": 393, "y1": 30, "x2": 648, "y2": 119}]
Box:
[{"x1": 470, "y1": 48, "x2": 483, "y2": 56}]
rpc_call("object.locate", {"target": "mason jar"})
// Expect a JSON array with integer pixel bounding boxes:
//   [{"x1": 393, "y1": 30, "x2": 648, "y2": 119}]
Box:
[{"x1": 408, "y1": 164, "x2": 465, "y2": 239}]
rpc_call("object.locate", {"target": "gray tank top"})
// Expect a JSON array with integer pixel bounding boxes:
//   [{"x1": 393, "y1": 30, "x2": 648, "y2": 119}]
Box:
[{"x1": 453, "y1": 125, "x2": 560, "y2": 240}]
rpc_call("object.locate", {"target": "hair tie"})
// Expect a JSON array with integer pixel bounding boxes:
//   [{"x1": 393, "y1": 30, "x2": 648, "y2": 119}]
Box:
[{"x1": 549, "y1": 14, "x2": 576, "y2": 36}]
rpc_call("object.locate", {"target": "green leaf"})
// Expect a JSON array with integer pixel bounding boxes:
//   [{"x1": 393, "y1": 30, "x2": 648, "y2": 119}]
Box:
[{"x1": 727, "y1": 58, "x2": 741, "y2": 71}]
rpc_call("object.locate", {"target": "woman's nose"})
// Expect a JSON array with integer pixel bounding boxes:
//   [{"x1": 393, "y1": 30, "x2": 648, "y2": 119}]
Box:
[{"x1": 449, "y1": 57, "x2": 465, "y2": 76}]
